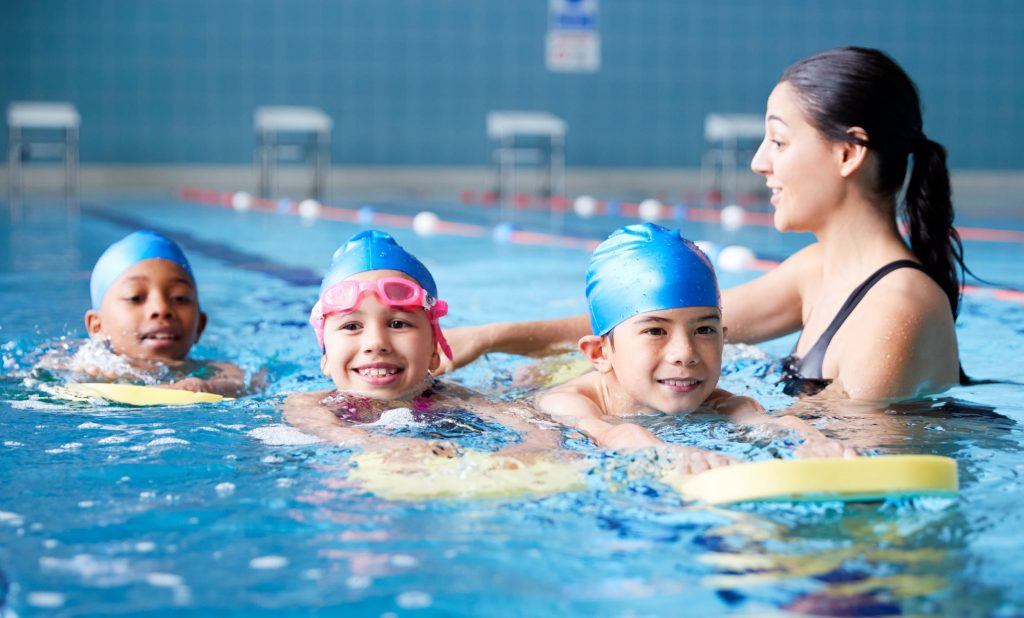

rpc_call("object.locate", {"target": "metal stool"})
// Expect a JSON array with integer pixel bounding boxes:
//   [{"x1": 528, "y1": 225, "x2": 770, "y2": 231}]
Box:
[
  {"x1": 700, "y1": 113, "x2": 763, "y2": 205},
  {"x1": 254, "y1": 106, "x2": 332, "y2": 200},
  {"x1": 7, "y1": 101, "x2": 80, "y2": 216},
  {"x1": 487, "y1": 111, "x2": 567, "y2": 202}
]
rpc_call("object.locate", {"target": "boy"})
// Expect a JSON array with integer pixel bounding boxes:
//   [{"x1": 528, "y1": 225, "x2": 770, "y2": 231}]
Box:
[
  {"x1": 76, "y1": 230, "x2": 246, "y2": 395},
  {"x1": 538, "y1": 223, "x2": 856, "y2": 465}
]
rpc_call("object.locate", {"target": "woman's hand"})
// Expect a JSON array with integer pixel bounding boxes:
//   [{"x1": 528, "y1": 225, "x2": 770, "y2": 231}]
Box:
[{"x1": 436, "y1": 325, "x2": 494, "y2": 374}]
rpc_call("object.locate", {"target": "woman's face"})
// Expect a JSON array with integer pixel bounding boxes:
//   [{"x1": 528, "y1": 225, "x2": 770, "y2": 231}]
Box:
[{"x1": 750, "y1": 81, "x2": 845, "y2": 233}]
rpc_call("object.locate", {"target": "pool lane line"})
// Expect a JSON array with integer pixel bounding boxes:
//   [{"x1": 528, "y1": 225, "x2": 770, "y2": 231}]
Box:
[
  {"x1": 177, "y1": 188, "x2": 1024, "y2": 304},
  {"x1": 455, "y1": 190, "x2": 1024, "y2": 244},
  {"x1": 178, "y1": 187, "x2": 600, "y2": 251},
  {"x1": 81, "y1": 203, "x2": 322, "y2": 287}
]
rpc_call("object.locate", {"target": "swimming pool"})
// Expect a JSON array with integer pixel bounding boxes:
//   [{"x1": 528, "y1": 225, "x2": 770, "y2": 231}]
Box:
[{"x1": 1, "y1": 196, "x2": 1023, "y2": 616}]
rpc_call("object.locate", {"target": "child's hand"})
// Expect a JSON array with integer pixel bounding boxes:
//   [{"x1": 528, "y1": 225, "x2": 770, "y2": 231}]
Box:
[
  {"x1": 82, "y1": 365, "x2": 119, "y2": 382},
  {"x1": 599, "y1": 422, "x2": 662, "y2": 450},
  {"x1": 164, "y1": 377, "x2": 212, "y2": 393},
  {"x1": 666, "y1": 444, "x2": 740, "y2": 475},
  {"x1": 794, "y1": 438, "x2": 859, "y2": 459}
]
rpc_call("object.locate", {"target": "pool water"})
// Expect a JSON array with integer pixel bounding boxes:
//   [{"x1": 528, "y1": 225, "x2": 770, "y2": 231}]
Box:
[{"x1": 1, "y1": 197, "x2": 1023, "y2": 616}]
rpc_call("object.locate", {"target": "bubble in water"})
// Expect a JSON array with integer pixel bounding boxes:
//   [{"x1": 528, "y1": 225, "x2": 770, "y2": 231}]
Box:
[
  {"x1": 397, "y1": 591, "x2": 432, "y2": 609},
  {"x1": 346, "y1": 575, "x2": 372, "y2": 589},
  {"x1": 250, "y1": 555, "x2": 288, "y2": 570},
  {"x1": 28, "y1": 591, "x2": 66, "y2": 608},
  {"x1": 146, "y1": 572, "x2": 184, "y2": 587},
  {"x1": 391, "y1": 554, "x2": 418, "y2": 568}
]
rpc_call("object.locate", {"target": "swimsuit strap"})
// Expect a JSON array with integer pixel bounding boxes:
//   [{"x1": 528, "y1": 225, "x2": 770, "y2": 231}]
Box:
[{"x1": 795, "y1": 260, "x2": 928, "y2": 380}]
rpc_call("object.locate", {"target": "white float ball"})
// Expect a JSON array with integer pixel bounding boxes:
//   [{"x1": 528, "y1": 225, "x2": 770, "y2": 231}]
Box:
[
  {"x1": 638, "y1": 198, "x2": 663, "y2": 222},
  {"x1": 717, "y1": 245, "x2": 756, "y2": 272},
  {"x1": 694, "y1": 240, "x2": 721, "y2": 263},
  {"x1": 413, "y1": 211, "x2": 440, "y2": 236},
  {"x1": 573, "y1": 195, "x2": 597, "y2": 218},
  {"x1": 493, "y1": 222, "x2": 515, "y2": 244},
  {"x1": 298, "y1": 199, "x2": 321, "y2": 220},
  {"x1": 231, "y1": 191, "x2": 252, "y2": 212},
  {"x1": 720, "y1": 204, "x2": 746, "y2": 231}
]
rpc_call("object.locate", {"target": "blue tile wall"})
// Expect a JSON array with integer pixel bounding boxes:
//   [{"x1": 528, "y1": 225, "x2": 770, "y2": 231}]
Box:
[{"x1": 1, "y1": 0, "x2": 1021, "y2": 169}]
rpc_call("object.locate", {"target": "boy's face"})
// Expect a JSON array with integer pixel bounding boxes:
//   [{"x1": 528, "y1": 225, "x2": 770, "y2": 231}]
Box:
[
  {"x1": 604, "y1": 306, "x2": 724, "y2": 414},
  {"x1": 85, "y1": 258, "x2": 206, "y2": 363},
  {"x1": 320, "y1": 270, "x2": 440, "y2": 399}
]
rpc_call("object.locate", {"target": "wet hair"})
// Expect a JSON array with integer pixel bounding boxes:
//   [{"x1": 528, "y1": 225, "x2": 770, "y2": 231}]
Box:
[{"x1": 781, "y1": 47, "x2": 965, "y2": 317}]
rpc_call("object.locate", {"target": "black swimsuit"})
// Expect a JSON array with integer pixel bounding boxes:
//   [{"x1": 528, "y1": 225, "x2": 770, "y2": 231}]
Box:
[{"x1": 782, "y1": 260, "x2": 929, "y2": 395}]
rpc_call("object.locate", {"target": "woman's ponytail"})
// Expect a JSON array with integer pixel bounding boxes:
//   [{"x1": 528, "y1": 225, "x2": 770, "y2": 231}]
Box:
[{"x1": 903, "y1": 135, "x2": 964, "y2": 317}]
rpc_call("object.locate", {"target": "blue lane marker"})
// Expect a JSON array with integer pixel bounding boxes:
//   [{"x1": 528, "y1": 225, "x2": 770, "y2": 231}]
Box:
[{"x1": 83, "y1": 204, "x2": 322, "y2": 287}]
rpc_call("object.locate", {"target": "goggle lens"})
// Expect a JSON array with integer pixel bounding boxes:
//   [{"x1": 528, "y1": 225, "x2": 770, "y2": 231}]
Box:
[{"x1": 381, "y1": 280, "x2": 419, "y2": 304}]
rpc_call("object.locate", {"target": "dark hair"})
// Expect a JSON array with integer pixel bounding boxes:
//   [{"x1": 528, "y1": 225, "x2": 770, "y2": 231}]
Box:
[{"x1": 781, "y1": 47, "x2": 965, "y2": 317}]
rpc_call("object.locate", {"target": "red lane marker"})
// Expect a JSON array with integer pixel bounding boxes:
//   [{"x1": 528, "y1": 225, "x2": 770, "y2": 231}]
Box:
[{"x1": 957, "y1": 226, "x2": 1024, "y2": 243}]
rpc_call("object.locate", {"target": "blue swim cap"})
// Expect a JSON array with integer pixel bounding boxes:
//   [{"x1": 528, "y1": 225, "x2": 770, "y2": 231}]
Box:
[
  {"x1": 586, "y1": 223, "x2": 720, "y2": 335},
  {"x1": 321, "y1": 230, "x2": 437, "y2": 297},
  {"x1": 90, "y1": 231, "x2": 195, "y2": 309}
]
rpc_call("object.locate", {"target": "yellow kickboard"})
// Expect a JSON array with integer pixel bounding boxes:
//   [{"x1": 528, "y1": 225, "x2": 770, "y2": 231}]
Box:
[
  {"x1": 666, "y1": 454, "x2": 958, "y2": 505},
  {"x1": 63, "y1": 383, "x2": 230, "y2": 406},
  {"x1": 349, "y1": 450, "x2": 587, "y2": 501}
]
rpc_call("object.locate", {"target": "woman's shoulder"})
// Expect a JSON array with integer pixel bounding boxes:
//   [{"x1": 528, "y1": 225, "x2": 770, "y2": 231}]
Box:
[{"x1": 863, "y1": 261, "x2": 952, "y2": 315}]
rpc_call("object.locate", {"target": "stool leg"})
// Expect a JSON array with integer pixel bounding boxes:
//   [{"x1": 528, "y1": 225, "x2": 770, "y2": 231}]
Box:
[
  {"x1": 65, "y1": 126, "x2": 80, "y2": 215},
  {"x1": 312, "y1": 131, "x2": 328, "y2": 200},
  {"x1": 551, "y1": 134, "x2": 565, "y2": 200},
  {"x1": 257, "y1": 131, "x2": 272, "y2": 198},
  {"x1": 8, "y1": 128, "x2": 22, "y2": 220}
]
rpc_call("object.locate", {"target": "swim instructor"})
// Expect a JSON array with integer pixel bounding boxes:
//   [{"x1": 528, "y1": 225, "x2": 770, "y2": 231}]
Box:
[{"x1": 444, "y1": 47, "x2": 967, "y2": 401}]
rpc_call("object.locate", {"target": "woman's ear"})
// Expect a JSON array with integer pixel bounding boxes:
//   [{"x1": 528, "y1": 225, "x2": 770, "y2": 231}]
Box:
[
  {"x1": 837, "y1": 127, "x2": 870, "y2": 178},
  {"x1": 85, "y1": 310, "x2": 102, "y2": 336},
  {"x1": 578, "y1": 335, "x2": 613, "y2": 373},
  {"x1": 428, "y1": 347, "x2": 441, "y2": 373},
  {"x1": 320, "y1": 353, "x2": 331, "y2": 378}
]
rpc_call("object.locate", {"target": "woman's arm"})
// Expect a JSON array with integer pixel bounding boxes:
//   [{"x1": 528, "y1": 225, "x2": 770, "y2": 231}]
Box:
[
  {"x1": 721, "y1": 244, "x2": 818, "y2": 344},
  {"x1": 443, "y1": 314, "x2": 591, "y2": 371},
  {"x1": 707, "y1": 389, "x2": 858, "y2": 458}
]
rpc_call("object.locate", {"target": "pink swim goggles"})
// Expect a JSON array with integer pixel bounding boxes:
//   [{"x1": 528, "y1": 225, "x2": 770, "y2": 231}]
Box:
[{"x1": 309, "y1": 277, "x2": 452, "y2": 359}]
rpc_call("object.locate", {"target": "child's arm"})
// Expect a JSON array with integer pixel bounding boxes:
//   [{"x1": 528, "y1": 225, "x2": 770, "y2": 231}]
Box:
[
  {"x1": 166, "y1": 361, "x2": 249, "y2": 397},
  {"x1": 281, "y1": 392, "x2": 457, "y2": 457},
  {"x1": 537, "y1": 389, "x2": 662, "y2": 450},
  {"x1": 705, "y1": 388, "x2": 859, "y2": 459}
]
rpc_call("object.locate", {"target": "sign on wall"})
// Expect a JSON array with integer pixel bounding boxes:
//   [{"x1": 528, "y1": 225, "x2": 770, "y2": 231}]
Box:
[{"x1": 546, "y1": 0, "x2": 600, "y2": 73}]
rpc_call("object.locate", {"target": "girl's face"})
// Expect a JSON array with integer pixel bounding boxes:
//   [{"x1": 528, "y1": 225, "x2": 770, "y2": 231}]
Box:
[
  {"x1": 319, "y1": 270, "x2": 440, "y2": 399},
  {"x1": 750, "y1": 81, "x2": 846, "y2": 233}
]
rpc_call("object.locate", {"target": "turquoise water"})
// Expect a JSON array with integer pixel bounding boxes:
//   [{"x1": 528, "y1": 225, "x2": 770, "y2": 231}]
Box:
[{"x1": 1, "y1": 198, "x2": 1023, "y2": 616}]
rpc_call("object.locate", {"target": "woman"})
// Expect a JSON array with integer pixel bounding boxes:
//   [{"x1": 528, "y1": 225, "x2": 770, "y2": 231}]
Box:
[{"x1": 446, "y1": 47, "x2": 966, "y2": 402}]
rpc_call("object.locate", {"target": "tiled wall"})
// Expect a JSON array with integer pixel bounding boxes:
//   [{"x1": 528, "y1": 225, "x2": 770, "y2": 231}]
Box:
[{"x1": 2, "y1": 0, "x2": 1021, "y2": 169}]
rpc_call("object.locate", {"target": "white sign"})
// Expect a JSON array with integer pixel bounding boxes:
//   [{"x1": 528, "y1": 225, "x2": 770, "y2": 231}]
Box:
[{"x1": 546, "y1": 0, "x2": 600, "y2": 73}]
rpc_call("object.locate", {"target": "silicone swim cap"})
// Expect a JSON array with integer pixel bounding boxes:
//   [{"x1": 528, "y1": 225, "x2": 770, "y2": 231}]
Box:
[
  {"x1": 320, "y1": 230, "x2": 437, "y2": 298},
  {"x1": 311, "y1": 230, "x2": 452, "y2": 359},
  {"x1": 90, "y1": 231, "x2": 195, "y2": 309},
  {"x1": 586, "y1": 223, "x2": 720, "y2": 336}
]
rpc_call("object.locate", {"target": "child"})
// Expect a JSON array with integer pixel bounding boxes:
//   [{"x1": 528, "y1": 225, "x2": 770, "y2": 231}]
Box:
[
  {"x1": 538, "y1": 223, "x2": 856, "y2": 465},
  {"x1": 283, "y1": 230, "x2": 561, "y2": 460},
  {"x1": 66, "y1": 230, "x2": 246, "y2": 395}
]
